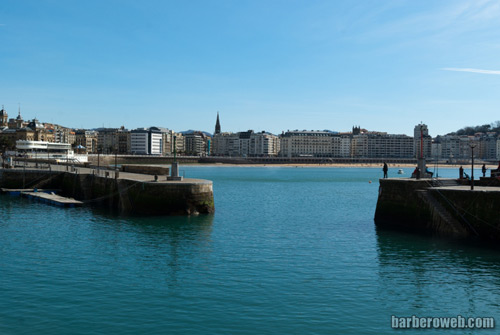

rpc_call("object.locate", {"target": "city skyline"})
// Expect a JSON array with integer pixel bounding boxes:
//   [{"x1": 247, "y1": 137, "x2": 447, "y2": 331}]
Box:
[
  {"x1": 2, "y1": 105, "x2": 500, "y2": 138},
  {"x1": 1, "y1": 1, "x2": 500, "y2": 136}
]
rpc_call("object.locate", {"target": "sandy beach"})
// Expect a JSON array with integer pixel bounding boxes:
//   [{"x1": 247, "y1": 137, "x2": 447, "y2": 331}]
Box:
[{"x1": 180, "y1": 162, "x2": 500, "y2": 169}]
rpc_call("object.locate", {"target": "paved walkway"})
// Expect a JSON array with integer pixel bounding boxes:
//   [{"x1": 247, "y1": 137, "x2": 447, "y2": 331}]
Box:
[
  {"x1": 434, "y1": 185, "x2": 500, "y2": 192},
  {"x1": 3, "y1": 162, "x2": 211, "y2": 185}
]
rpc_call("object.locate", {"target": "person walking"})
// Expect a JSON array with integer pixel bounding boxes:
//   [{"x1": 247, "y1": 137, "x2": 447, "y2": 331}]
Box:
[
  {"x1": 383, "y1": 162, "x2": 388, "y2": 178},
  {"x1": 482, "y1": 164, "x2": 487, "y2": 177}
]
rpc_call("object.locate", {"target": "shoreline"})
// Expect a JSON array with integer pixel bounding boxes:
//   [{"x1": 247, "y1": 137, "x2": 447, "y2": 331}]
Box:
[{"x1": 172, "y1": 162, "x2": 499, "y2": 169}]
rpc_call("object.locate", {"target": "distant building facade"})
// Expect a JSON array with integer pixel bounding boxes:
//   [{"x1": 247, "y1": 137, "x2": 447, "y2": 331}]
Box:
[
  {"x1": 433, "y1": 133, "x2": 498, "y2": 161},
  {"x1": 75, "y1": 130, "x2": 98, "y2": 153},
  {"x1": 280, "y1": 130, "x2": 337, "y2": 158},
  {"x1": 212, "y1": 130, "x2": 280, "y2": 157},
  {"x1": 279, "y1": 127, "x2": 415, "y2": 159},
  {"x1": 130, "y1": 127, "x2": 162, "y2": 155},
  {"x1": 414, "y1": 123, "x2": 432, "y2": 158}
]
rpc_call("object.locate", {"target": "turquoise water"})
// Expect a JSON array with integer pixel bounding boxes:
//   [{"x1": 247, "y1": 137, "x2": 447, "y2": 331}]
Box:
[{"x1": 1, "y1": 167, "x2": 498, "y2": 334}]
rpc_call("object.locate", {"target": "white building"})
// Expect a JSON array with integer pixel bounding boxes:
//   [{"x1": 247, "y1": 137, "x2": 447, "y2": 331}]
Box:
[
  {"x1": 366, "y1": 134, "x2": 414, "y2": 158},
  {"x1": 350, "y1": 134, "x2": 368, "y2": 158},
  {"x1": 434, "y1": 135, "x2": 479, "y2": 161},
  {"x1": 212, "y1": 130, "x2": 280, "y2": 157},
  {"x1": 279, "y1": 128, "x2": 414, "y2": 159},
  {"x1": 16, "y1": 140, "x2": 88, "y2": 163},
  {"x1": 184, "y1": 133, "x2": 208, "y2": 156},
  {"x1": 280, "y1": 130, "x2": 337, "y2": 158},
  {"x1": 130, "y1": 127, "x2": 162, "y2": 155}
]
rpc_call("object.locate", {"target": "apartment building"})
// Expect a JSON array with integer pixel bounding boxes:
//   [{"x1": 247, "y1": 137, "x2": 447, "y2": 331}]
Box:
[
  {"x1": 130, "y1": 127, "x2": 162, "y2": 155},
  {"x1": 212, "y1": 130, "x2": 280, "y2": 157},
  {"x1": 366, "y1": 134, "x2": 414, "y2": 158},
  {"x1": 75, "y1": 130, "x2": 98, "y2": 153},
  {"x1": 280, "y1": 130, "x2": 337, "y2": 157}
]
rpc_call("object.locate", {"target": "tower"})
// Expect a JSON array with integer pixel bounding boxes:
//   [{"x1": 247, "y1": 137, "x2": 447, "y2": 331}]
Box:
[
  {"x1": 0, "y1": 105, "x2": 7, "y2": 127},
  {"x1": 214, "y1": 111, "x2": 221, "y2": 135},
  {"x1": 15, "y1": 104, "x2": 24, "y2": 129},
  {"x1": 413, "y1": 123, "x2": 431, "y2": 158}
]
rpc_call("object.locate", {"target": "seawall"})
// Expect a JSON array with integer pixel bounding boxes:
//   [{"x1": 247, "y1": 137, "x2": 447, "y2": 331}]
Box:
[
  {"x1": 0, "y1": 168, "x2": 214, "y2": 216},
  {"x1": 374, "y1": 178, "x2": 500, "y2": 242}
]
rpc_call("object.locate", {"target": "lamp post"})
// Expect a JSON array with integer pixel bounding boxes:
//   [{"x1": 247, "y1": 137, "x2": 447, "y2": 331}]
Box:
[
  {"x1": 173, "y1": 135, "x2": 177, "y2": 162},
  {"x1": 47, "y1": 143, "x2": 50, "y2": 171},
  {"x1": 470, "y1": 142, "x2": 476, "y2": 190},
  {"x1": 420, "y1": 125, "x2": 424, "y2": 159},
  {"x1": 114, "y1": 144, "x2": 118, "y2": 179},
  {"x1": 97, "y1": 146, "x2": 101, "y2": 176}
]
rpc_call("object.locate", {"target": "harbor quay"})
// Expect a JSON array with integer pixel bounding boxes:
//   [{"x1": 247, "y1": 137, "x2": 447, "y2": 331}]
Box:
[
  {"x1": 374, "y1": 177, "x2": 500, "y2": 243},
  {"x1": 0, "y1": 162, "x2": 214, "y2": 215}
]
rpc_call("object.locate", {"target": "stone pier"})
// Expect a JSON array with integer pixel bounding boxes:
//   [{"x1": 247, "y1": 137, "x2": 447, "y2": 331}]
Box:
[
  {"x1": 375, "y1": 178, "x2": 500, "y2": 243},
  {"x1": 0, "y1": 164, "x2": 214, "y2": 215}
]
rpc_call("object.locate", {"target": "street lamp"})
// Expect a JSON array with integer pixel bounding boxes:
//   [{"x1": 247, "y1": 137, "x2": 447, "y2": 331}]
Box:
[
  {"x1": 469, "y1": 142, "x2": 476, "y2": 190},
  {"x1": 97, "y1": 146, "x2": 101, "y2": 176}
]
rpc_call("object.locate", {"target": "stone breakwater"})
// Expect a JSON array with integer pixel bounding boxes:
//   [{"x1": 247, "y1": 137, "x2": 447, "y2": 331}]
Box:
[
  {"x1": 0, "y1": 168, "x2": 214, "y2": 215},
  {"x1": 374, "y1": 178, "x2": 500, "y2": 243}
]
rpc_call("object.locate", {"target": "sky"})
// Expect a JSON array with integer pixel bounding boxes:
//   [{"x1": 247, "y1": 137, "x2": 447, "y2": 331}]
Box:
[{"x1": 1, "y1": 0, "x2": 500, "y2": 136}]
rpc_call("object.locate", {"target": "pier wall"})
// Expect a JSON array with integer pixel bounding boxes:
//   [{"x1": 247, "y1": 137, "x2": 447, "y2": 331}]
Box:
[
  {"x1": 0, "y1": 169, "x2": 214, "y2": 215},
  {"x1": 429, "y1": 188, "x2": 500, "y2": 240},
  {"x1": 375, "y1": 179, "x2": 435, "y2": 232},
  {"x1": 375, "y1": 179, "x2": 500, "y2": 242}
]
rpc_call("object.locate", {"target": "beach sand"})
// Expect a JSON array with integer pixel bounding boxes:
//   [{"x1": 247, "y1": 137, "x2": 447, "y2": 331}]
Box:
[{"x1": 179, "y1": 162, "x2": 499, "y2": 169}]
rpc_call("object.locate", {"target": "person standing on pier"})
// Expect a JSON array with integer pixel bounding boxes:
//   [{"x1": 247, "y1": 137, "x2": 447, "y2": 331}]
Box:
[
  {"x1": 459, "y1": 166, "x2": 464, "y2": 179},
  {"x1": 383, "y1": 162, "x2": 388, "y2": 178},
  {"x1": 482, "y1": 164, "x2": 487, "y2": 177}
]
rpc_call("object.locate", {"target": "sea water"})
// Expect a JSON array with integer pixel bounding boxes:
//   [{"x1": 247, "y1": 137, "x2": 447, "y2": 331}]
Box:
[{"x1": 1, "y1": 166, "x2": 498, "y2": 334}]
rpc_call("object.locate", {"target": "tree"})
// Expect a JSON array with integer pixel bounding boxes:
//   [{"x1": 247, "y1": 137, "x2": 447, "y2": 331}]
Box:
[
  {"x1": 447, "y1": 121, "x2": 500, "y2": 136},
  {"x1": 0, "y1": 136, "x2": 15, "y2": 151}
]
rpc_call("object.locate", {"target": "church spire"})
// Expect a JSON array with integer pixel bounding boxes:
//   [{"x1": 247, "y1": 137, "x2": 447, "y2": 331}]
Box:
[
  {"x1": 214, "y1": 111, "x2": 221, "y2": 135},
  {"x1": 16, "y1": 103, "x2": 23, "y2": 120}
]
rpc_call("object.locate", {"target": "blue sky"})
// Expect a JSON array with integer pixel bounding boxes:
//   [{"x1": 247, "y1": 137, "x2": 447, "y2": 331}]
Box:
[{"x1": 1, "y1": 0, "x2": 500, "y2": 136}]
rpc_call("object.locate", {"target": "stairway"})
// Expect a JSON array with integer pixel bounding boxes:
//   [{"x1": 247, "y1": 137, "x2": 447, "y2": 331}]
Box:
[
  {"x1": 431, "y1": 179, "x2": 459, "y2": 187},
  {"x1": 416, "y1": 189, "x2": 469, "y2": 237}
]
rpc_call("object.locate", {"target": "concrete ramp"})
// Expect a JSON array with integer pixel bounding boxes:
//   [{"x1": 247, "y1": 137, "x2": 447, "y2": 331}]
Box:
[{"x1": 21, "y1": 191, "x2": 83, "y2": 207}]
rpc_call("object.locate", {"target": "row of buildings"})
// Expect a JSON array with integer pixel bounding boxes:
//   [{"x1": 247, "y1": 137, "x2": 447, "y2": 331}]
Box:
[
  {"x1": 208, "y1": 119, "x2": 500, "y2": 161},
  {"x1": 210, "y1": 124, "x2": 431, "y2": 159},
  {"x1": 213, "y1": 125, "x2": 500, "y2": 161},
  {"x1": 1, "y1": 106, "x2": 500, "y2": 160},
  {"x1": 0, "y1": 107, "x2": 202, "y2": 155}
]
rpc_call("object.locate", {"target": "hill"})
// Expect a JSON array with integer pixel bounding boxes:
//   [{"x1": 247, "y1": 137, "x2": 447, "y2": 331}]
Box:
[{"x1": 446, "y1": 121, "x2": 500, "y2": 136}]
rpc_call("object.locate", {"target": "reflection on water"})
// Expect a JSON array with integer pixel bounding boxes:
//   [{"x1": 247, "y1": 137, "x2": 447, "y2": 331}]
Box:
[
  {"x1": 87, "y1": 209, "x2": 214, "y2": 289},
  {"x1": 375, "y1": 227, "x2": 500, "y2": 322}
]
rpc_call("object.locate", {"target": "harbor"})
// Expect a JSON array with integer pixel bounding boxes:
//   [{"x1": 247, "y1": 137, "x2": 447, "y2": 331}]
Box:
[{"x1": 2, "y1": 165, "x2": 500, "y2": 334}]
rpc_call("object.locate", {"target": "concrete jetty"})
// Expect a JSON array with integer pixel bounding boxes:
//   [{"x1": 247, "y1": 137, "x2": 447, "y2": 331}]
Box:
[
  {"x1": 1, "y1": 188, "x2": 61, "y2": 195},
  {"x1": 21, "y1": 191, "x2": 83, "y2": 207},
  {"x1": 375, "y1": 178, "x2": 500, "y2": 242},
  {"x1": 0, "y1": 163, "x2": 214, "y2": 215}
]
